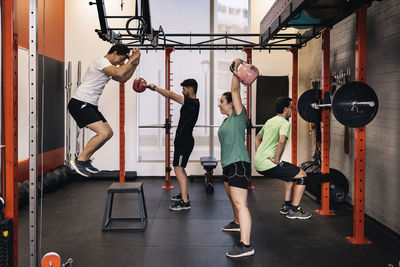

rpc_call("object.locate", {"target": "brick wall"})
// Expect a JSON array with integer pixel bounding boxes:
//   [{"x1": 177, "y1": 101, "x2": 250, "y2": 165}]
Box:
[{"x1": 297, "y1": 0, "x2": 400, "y2": 234}]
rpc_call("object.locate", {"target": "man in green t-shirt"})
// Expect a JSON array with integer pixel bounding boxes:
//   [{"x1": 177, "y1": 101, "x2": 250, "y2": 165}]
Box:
[{"x1": 254, "y1": 97, "x2": 311, "y2": 220}]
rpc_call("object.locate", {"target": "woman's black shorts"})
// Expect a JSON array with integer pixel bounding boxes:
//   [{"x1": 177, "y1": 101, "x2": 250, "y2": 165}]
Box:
[
  {"x1": 256, "y1": 161, "x2": 301, "y2": 182},
  {"x1": 68, "y1": 98, "x2": 107, "y2": 128},
  {"x1": 223, "y1": 161, "x2": 251, "y2": 190}
]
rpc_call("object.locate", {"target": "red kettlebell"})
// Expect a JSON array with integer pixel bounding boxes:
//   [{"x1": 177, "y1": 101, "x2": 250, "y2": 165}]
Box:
[{"x1": 133, "y1": 78, "x2": 148, "y2": 93}]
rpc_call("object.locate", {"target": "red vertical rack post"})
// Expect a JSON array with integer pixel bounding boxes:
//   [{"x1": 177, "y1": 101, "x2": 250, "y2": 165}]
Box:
[
  {"x1": 119, "y1": 81, "x2": 125, "y2": 183},
  {"x1": 290, "y1": 48, "x2": 298, "y2": 166},
  {"x1": 243, "y1": 47, "x2": 255, "y2": 189},
  {"x1": 317, "y1": 28, "x2": 335, "y2": 215},
  {"x1": 2, "y1": 0, "x2": 19, "y2": 263},
  {"x1": 346, "y1": 5, "x2": 371, "y2": 244},
  {"x1": 163, "y1": 47, "x2": 174, "y2": 189}
]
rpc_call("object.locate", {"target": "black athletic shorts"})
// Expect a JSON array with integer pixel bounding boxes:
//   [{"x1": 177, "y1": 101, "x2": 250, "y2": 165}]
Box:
[
  {"x1": 173, "y1": 137, "x2": 194, "y2": 168},
  {"x1": 256, "y1": 161, "x2": 301, "y2": 182},
  {"x1": 68, "y1": 98, "x2": 107, "y2": 128},
  {"x1": 223, "y1": 161, "x2": 251, "y2": 190}
]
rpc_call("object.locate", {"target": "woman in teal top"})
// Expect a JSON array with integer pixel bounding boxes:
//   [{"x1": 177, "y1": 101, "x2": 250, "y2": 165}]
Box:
[{"x1": 217, "y1": 58, "x2": 254, "y2": 258}]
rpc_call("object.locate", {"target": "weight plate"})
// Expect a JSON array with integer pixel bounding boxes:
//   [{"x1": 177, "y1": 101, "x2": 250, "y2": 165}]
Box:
[
  {"x1": 330, "y1": 187, "x2": 345, "y2": 204},
  {"x1": 298, "y1": 89, "x2": 322, "y2": 123},
  {"x1": 332, "y1": 81, "x2": 379, "y2": 128},
  {"x1": 329, "y1": 168, "x2": 349, "y2": 196},
  {"x1": 300, "y1": 160, "x2": 317, "y2": 171},
  {"x1": 306, "y1": 168, "x2": 349, "y2": 206},
  {"x1": 306, "y1": 163, "x2": 321, "y2": 174}
]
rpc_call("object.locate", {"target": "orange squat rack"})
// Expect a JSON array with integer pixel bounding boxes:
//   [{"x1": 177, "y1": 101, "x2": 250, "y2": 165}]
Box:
[{"x1": 346, "y1": 4, "x2": 372, "y2": 245}]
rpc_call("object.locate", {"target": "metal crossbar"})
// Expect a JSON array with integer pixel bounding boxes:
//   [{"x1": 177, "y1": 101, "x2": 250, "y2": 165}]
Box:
[{"x1": 92, "y1": 0, "x2": 302, "y2": 50}]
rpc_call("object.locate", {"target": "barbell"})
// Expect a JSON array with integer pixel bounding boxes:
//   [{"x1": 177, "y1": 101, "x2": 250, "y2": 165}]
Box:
[{"x1": 297, "y1": 81, "x2": 379, "y2": 128}]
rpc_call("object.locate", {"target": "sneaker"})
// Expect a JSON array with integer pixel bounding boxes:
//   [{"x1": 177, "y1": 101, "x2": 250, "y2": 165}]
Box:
[
  {"x1": 280, "y1": 204, "x2": 291, "y2": 215},
  {"x1": 222, "y1": 221, "x2": 240, "y2": 232},
  {"x1": 169, "y1": 199, "x2": 191, "y2": 211},
  {"x1": 70, "y1": 158, "x2": 90, "y2": 177},
  {"x1": 170, "y1": 193, "x2": 189, "y2": 202},
  {"x1": 83, "y1": 160, "x2": 100, "y2": 174},
  {"x1": 226, "y1": 242, "x2": 255, "y2": 258},
  {"x1": 286, "y1": 207, "x2": 312, "y2": 220}
]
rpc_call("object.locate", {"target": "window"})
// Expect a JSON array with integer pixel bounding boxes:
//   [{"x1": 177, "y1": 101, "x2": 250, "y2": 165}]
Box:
[{"x1": 137, "y1": 0, "x2": 249, "y2": 163}]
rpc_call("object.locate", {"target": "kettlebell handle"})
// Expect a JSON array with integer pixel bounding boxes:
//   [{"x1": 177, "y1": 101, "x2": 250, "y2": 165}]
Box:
[{"x1": 229, "y1": 59, "x2": 244, "y2": 73}]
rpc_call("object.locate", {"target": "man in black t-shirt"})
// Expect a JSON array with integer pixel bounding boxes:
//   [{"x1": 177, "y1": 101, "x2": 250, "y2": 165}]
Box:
[{"x1": 148, "y1": 79, "x2": 200, "y2": 210}]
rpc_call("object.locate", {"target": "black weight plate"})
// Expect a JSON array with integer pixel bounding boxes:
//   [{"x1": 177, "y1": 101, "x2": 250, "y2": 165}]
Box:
[
  {"x1": 330, "y1": 186, "x2": 345, "y2": 204},
  {"x1": 313, "y1": 166, "x2": 321, "y2": 173},
  {"x1": 306, "y1": 164, "x2": 321, "y2": 174},
  {"x1": 304, "y1": 162, "x2": 321, "y2": 173},
  {"x1": 297, "y1": 89, "x2": 322, "y2": 123},
  {"x1": 329, "y1": 168, "x2": 349, "y2": 196},
  {"x1": 299, "y1": 162, "x2": 306, "y2": 169},
  {"x1": 306, "y1": 182, "x2": 321, "y2": 200},
  {"x1": 332, "y1": 81, "x2": 379, "y2": 128},
  {"x1": 300, "y1": 161, "x2": 317, "y2": 171},
  {"x1": 306, "y1": 168, "x2": 349, "y2": 206}
]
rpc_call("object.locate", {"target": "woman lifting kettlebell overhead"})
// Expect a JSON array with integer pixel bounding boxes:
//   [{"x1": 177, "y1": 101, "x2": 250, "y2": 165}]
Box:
[{"x1": 218, "y1": 58, "x2": 255, "y2": 258}]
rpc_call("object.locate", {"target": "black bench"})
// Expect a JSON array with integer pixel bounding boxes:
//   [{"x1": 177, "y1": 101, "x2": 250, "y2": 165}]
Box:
[{"x1": 200, "y1": 156, "x2": 218, "y2": 194}]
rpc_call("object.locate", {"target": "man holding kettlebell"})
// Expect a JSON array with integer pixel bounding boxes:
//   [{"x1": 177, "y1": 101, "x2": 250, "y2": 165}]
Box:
[{"x1": 147, "y1": 79, "x2": 200, "y2": 211}]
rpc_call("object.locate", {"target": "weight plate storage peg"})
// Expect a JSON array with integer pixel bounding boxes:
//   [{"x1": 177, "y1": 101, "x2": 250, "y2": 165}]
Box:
[{"x1": 332, "y1": 81, "x2": 379, "y2": 128}]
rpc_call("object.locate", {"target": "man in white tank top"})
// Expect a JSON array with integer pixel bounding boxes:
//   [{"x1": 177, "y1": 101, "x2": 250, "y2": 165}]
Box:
[{"x1": 68, "y1": 44, "x2": 140, "y2": 177}]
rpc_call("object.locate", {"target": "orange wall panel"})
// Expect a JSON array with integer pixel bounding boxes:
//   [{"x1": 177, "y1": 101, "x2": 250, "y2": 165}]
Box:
[
  {"x1": 16, "y1": 0, "x2": 29, "y2": 49},
  {"x1": 16, "y1": 0, "x2": 65, "y2": 62},
  {"x1": 17, "y1": 147, "x2": 65, "y2": 182}
]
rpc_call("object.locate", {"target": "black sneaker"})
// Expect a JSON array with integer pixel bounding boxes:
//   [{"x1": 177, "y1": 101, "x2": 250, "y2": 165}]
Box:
[
  {"x1": 226, "y1": 242, "x2": 255, "y2": 258},
  {"x1": 280, "y1": 204, "x2": 291, "y2": 215},
  {"x1": 286, "y1": 207, "x2": 312, "y2": 220},
  {"x1": 70, "y1": 158, "x2": 90, "y2": 177},
  {"x1": 169, "y1": 199, "x2": 191, "y2": 211},
  {"x1": 222, "y1": 221, "x2": 240, "y2": 232},
  {"x1": 170, "y1": 193, "x2": 189, "y2": 202},
  {"x1": 83, "y1": 160, "x2": 100, "y2": 174}
]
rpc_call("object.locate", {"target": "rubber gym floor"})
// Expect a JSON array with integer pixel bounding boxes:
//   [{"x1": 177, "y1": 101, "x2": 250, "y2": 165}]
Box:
[{"x1": 18, "y1": 177, "x2": 400, "y2": 267}]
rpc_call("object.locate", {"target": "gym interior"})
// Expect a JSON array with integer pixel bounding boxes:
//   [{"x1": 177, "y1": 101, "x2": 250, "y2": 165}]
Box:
[{"x1": 1, "y1": 0, "x2": 400, "y2": 266}]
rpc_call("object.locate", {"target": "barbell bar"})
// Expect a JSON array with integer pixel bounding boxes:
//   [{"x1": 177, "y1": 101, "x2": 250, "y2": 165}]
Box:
[
  {"x1": 139, "y1": 124, "x2": 221, "y2": 129},
  {"x1": 139, "y1": 124, "x2": 266, "y2": 129},
  {"x1": 310, "y1": 101, "x2": 375, "y2": 110}
]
